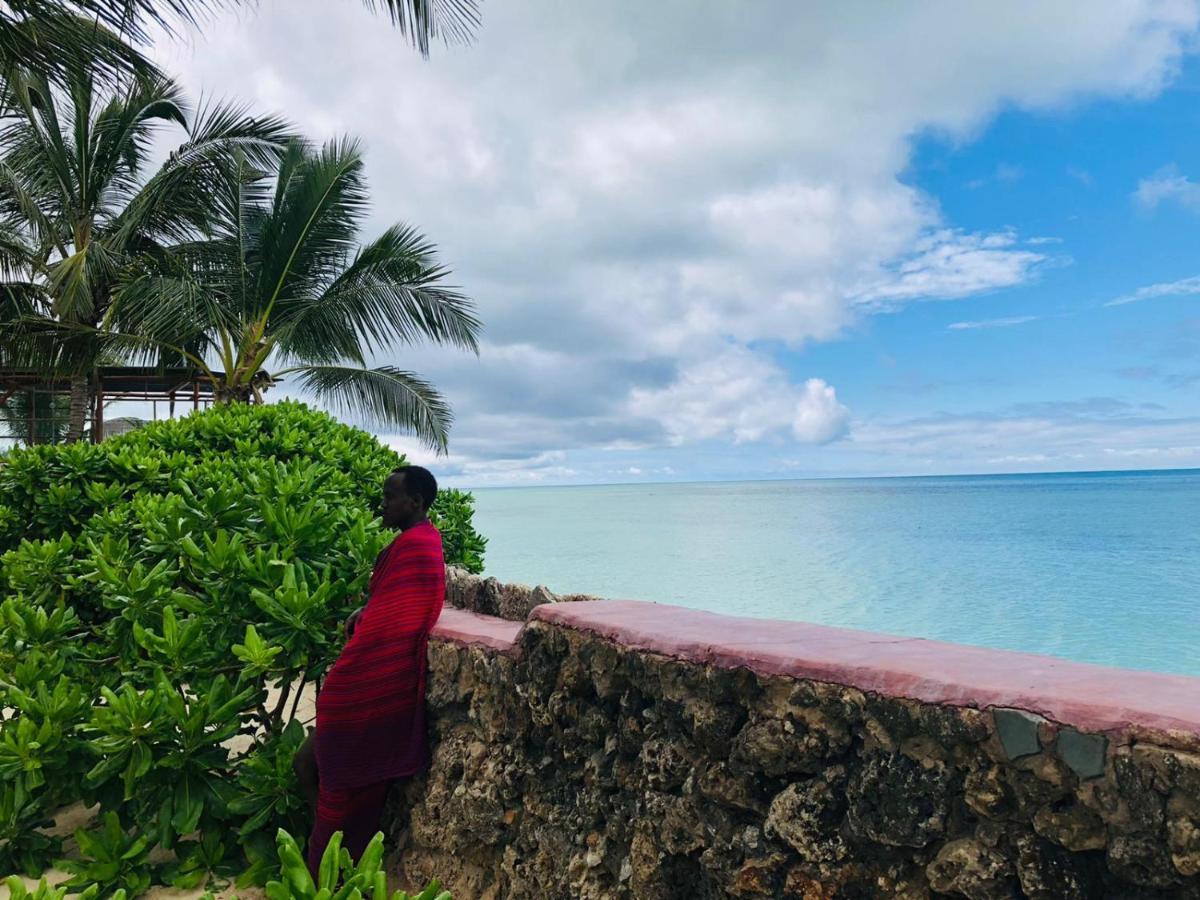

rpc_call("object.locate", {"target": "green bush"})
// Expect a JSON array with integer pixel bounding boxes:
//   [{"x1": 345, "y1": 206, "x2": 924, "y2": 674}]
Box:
[
  {"x1": 268, "y1": 827, "x2": 450, "y2": 900},
  {"x1": 0, "y1": 402, "x2": 483, "y2": 891}
]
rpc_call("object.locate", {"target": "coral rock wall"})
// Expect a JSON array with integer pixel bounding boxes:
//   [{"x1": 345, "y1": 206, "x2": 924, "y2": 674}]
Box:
[{"x1": 385, "y1": 578, "x2": 1200, "y2": 899}]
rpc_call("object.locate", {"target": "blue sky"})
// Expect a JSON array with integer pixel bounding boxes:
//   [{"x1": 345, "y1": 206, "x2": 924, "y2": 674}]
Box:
[
  {"x1": 150, "y1": 2, "x2": 1200, "y2": 486},
  {"x1": 787, "y1": 74, "x2": 1200, "y2": 429},
  {"x1": 813, "y1": 63, "x2": 1200, "y2": 463}
]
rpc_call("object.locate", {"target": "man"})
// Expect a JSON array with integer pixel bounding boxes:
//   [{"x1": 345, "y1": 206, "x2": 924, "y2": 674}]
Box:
[{"x1": 294, "y1": 465, "x2": 446, "y2": 872}]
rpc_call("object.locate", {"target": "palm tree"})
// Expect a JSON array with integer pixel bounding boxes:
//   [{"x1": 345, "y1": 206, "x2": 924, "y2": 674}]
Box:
[
  {"x1": 0, "y1": 64, "x2": 293, "y2": 439},
  {"x1": 116, "y1": 137, "x2": 480, "y2": 451},
  {"x1": 0, "y1": 1, "x2": 479, "y2": 82}
]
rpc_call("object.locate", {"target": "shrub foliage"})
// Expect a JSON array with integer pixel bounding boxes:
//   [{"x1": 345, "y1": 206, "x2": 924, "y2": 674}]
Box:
[{"x1": 0, "y1": 402, "x2": 485, "y2": 891}]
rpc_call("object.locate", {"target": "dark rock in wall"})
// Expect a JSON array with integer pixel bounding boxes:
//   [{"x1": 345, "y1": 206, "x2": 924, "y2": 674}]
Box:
[
  {"x1": 1031, "y1": 797, "x2": 1107, "y2": 851},
  {"x1": 765, "y1": 771, "x2": 849, "y2": 865},
  {"x1": 1107, "y1": 833, "x2": 1181, "y2": 889},
  {"x1": 1012, "y1": 830, "x2": 1103, "y2": 899},
  {"x1": 926, "y1": 837, "x2": 1016, "y2": 900},
  {"x1": 846, "y1": 751, "x2": 955, "y2": 848}
]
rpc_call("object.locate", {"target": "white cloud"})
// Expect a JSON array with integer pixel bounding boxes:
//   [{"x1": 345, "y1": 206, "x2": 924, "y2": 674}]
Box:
[
  {"x1": 1102, "y1": 444, "x2": 1200, "y2": 458},
  {"x1": 148, "y1": 1, "x2": 1200, "y2": 480},
  {"x1": 856, "y1": 229, "x2": 1049, "y2": 311},
  {"x1": 628, "y1": 348, "x2": 850, "y2": 446},
  {"x1": 849, "y1": 401, "x2": 1200, "y2": 470},
  {"x1": 1105, "y1": 274, "x2": 1200, "y2": 306},
  {"x1": 382, "y1": 439, "x2": 582, "y2": 486},
  {"x1": 948, "y1": 315, "x2": 1041, "y2": 330},
  {"x1": 1134, "y1": 164, "x2": 1200, "y2": 210}
]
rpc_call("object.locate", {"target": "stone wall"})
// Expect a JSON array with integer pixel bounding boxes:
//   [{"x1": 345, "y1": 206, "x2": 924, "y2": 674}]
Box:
[
  {"x1": 387, "y1": 588, "x2": 1200, "y2": 899},
  {"x1": 444, "y1": 565, "x2": 594, "y2": 620}
]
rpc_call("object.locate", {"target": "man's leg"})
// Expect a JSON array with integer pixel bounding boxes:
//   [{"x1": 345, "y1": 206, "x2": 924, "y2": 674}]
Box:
[
  {"x1": 307, "y1": 780, "x2": 393, "y2": 876},
  {"x1": 293, "y1": 731, "x2": 319, "y2": 811},
  {"x1": 338, "y1": 780, "x2": 394, "y2": 858}
]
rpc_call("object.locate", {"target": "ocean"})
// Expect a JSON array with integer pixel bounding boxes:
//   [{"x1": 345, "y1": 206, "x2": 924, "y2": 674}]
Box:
[{"x1": 470, "y1": 469, "x2": 1200, "y2": 677}]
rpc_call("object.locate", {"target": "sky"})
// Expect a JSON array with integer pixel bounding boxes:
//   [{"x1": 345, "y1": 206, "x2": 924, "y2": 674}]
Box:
[{"x1": 144, "y1": 0, "x2": 1200, "y2": 487}]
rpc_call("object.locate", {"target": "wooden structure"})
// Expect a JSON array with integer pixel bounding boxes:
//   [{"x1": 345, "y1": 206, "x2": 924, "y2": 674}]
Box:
[{"x1": 0, "y1": 367, "x2": 220, "y2": 443}]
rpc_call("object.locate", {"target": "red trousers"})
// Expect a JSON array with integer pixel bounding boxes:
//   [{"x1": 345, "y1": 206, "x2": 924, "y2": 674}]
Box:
[{"x1": 306, "y1": 780, "x2": 393, "y2": 875}]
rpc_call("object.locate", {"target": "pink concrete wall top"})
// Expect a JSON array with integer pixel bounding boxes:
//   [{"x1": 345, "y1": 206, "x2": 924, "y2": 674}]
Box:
[
  {"x1": 531, "y1": 600, "x2": 1200, "y2": 738},
  {"x1": 432, "y1": 607, "x2": 522, "y2": 652}
]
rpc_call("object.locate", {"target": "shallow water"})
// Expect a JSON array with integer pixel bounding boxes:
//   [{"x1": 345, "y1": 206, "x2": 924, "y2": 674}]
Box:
[{"x1": 471, "y1": 470, "x2": 1200, "y2": 677}]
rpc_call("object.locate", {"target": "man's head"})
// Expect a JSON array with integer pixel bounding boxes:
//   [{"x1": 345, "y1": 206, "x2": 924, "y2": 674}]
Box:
[{"x1": 381, "y1": 465, "x2": 438, "y2": 530}]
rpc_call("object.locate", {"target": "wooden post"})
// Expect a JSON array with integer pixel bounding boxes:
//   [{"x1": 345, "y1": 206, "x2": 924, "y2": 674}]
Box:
[
  {"x1": 26, "y1": 388, "x2": 34, "y2": 446},
  {"x1": 93, "y1": 376, "x2": 104, "y2": 443},
  {"x1": 193, "y1": 379, "x2": 200, "y2": 411}
]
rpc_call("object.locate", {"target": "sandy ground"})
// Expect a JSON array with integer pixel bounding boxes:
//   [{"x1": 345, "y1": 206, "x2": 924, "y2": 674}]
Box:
[{"x1": 1, "y1": 682, "x2": 317, "y2": 900}]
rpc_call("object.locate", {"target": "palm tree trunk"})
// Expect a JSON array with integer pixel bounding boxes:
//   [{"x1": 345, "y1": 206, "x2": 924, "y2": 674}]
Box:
[
  {"x1": 64, "y1": 376, "x2": 90, "y2": 443},
  {"x1": 214, "y1": 382, "x2": 255, "y2": 405}
]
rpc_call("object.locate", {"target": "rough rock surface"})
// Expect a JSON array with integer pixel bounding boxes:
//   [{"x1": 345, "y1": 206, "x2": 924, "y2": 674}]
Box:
[
  {"x1": 389, "y1": 607, "x2": 1200, "y2": 898},
  {"x1": 445, "y1": 565, "x2": 578, "y2": 621}
]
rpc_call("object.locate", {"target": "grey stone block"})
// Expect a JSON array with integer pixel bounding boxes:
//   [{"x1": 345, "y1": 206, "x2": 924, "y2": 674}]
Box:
[
  {"x1": 1057, "y1": 728, "x2": 1108, "y2": 780},
  {"x1": 993, "y1": 708, "x2": 1044, "y2": 760}
]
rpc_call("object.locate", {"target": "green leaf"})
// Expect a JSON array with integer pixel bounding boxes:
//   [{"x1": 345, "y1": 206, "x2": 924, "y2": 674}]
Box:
[
  {"x1": 353, "y1": 832, "x2": 383, "y2": 884},
  {"x1": 318, "y1": 831, "x2": 342, "y2": 892},
  {"x1": 172, "y1": 776, "x2": 204, "y2": 835}
]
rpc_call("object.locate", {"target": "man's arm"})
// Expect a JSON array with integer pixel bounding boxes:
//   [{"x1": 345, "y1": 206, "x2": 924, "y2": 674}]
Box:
[{"x1": 344, "y1": 600, "x2": 365, "y2": 638}]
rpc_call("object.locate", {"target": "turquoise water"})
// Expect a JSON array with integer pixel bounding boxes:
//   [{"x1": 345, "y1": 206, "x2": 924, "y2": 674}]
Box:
[{"x1": 471, "y1": 470, "x2": 1200, "y2": 677}]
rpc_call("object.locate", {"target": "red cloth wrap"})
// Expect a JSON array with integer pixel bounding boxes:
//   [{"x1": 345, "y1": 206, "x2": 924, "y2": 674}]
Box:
[
  {"x1": 314, "y1": 522, "x2": 445, "y2": 790},
  {"x1": 307, "y1": 780, "x2": 392, "y2": 873}
]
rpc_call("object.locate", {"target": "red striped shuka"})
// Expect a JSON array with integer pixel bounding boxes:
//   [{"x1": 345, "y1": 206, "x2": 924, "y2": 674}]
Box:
[{"x1": 309, "y1": 520, "x2": 445, "y2": 865}]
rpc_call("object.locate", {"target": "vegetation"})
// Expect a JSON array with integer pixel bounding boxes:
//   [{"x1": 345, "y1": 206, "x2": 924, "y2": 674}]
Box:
[
  {"x1": 0, "y1": 0, "x2": 484, "y2": 889},
  {"x1": 6, "y1": 874, "x2": 126, "y2": 900},
  {"x1": 0, "y1": 402, "x2": 484, "y2": 890},
  {"x1": 0, "y1": 391, "x2": 70, "y2": 446},
  {"x1": 0, "y1": 1, "x2": 479, "y2": 84},
  {"x1": 0, "y1": 62, "x2": 479, "y2": 449},
  {"x1": 115, "y1": 135, "x2": 480, "y2": 450},
  {"x1": 0, "y1": 63, "x2": 292, "y2": 441},
  {"x1": 269, "y1": 828, "x2": 450, "y2": 900}
]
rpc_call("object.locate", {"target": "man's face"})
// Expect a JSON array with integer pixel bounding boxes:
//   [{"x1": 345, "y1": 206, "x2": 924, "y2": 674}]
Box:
[{"x1": 380, "y1": 473, "x2": 421, "y2": 528}]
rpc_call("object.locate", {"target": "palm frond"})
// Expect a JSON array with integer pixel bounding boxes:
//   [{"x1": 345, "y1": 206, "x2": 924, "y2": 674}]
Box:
[
  {"x1": 21, "y1": 1, "x2": 218, "y2": 44},
  {"x1": 0, "y1": 68, "x2": 79, "y2": 223},
  {"x1": 108, "y1": 270, "x2": 228, "y2": 356},
  {"x1": 88, "y1": 72, "x2": 188, "y2": 218},
  {"x1": 109, "y1": 99, "x2": 293, "y2": 248},
  {"x1": 284, "y1": 363, "x2": 452, "y2": 451},
  {"x1": 45, "y1": 239, "x2": 119, "y2": 320},
  {"x1": 0, "y1": 230, "x2": 36, "y2": 279},
  {"x1": 255, "y1": 137, "x2": 367, "y2": 318},
  {"x1": 276, "y1": 222, "x2": 480, "y2": 362},
  {"x1": 0, "y1": 0, "x2": 478, "y2": 84},
  {"x1": 3, "y1": 312, "x2": 213, "y2": 373},
  {"x1": 362, "y1": 0, "x2": 480, "y2": 55},
  {"x1": 0, "y1": 8, "x2": 161, "y2": 83},
  {"x1": 0, "y1": 280, "x2": 48, "y2": 321},
  {"x1": 186, "y1": 98, "x2": 296, "y2": 171},
  {"x1": 0, "y1": 314, "x2": 100, "y2": 372},
  {"x1": 0, "y1": 157, "x2": 66, "y2": 257}
]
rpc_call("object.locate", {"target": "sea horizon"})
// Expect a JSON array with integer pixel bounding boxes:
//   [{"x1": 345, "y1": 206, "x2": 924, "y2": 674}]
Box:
[{"x1": 461, "y1": 464, "x2": 1200, "y2": 492}]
